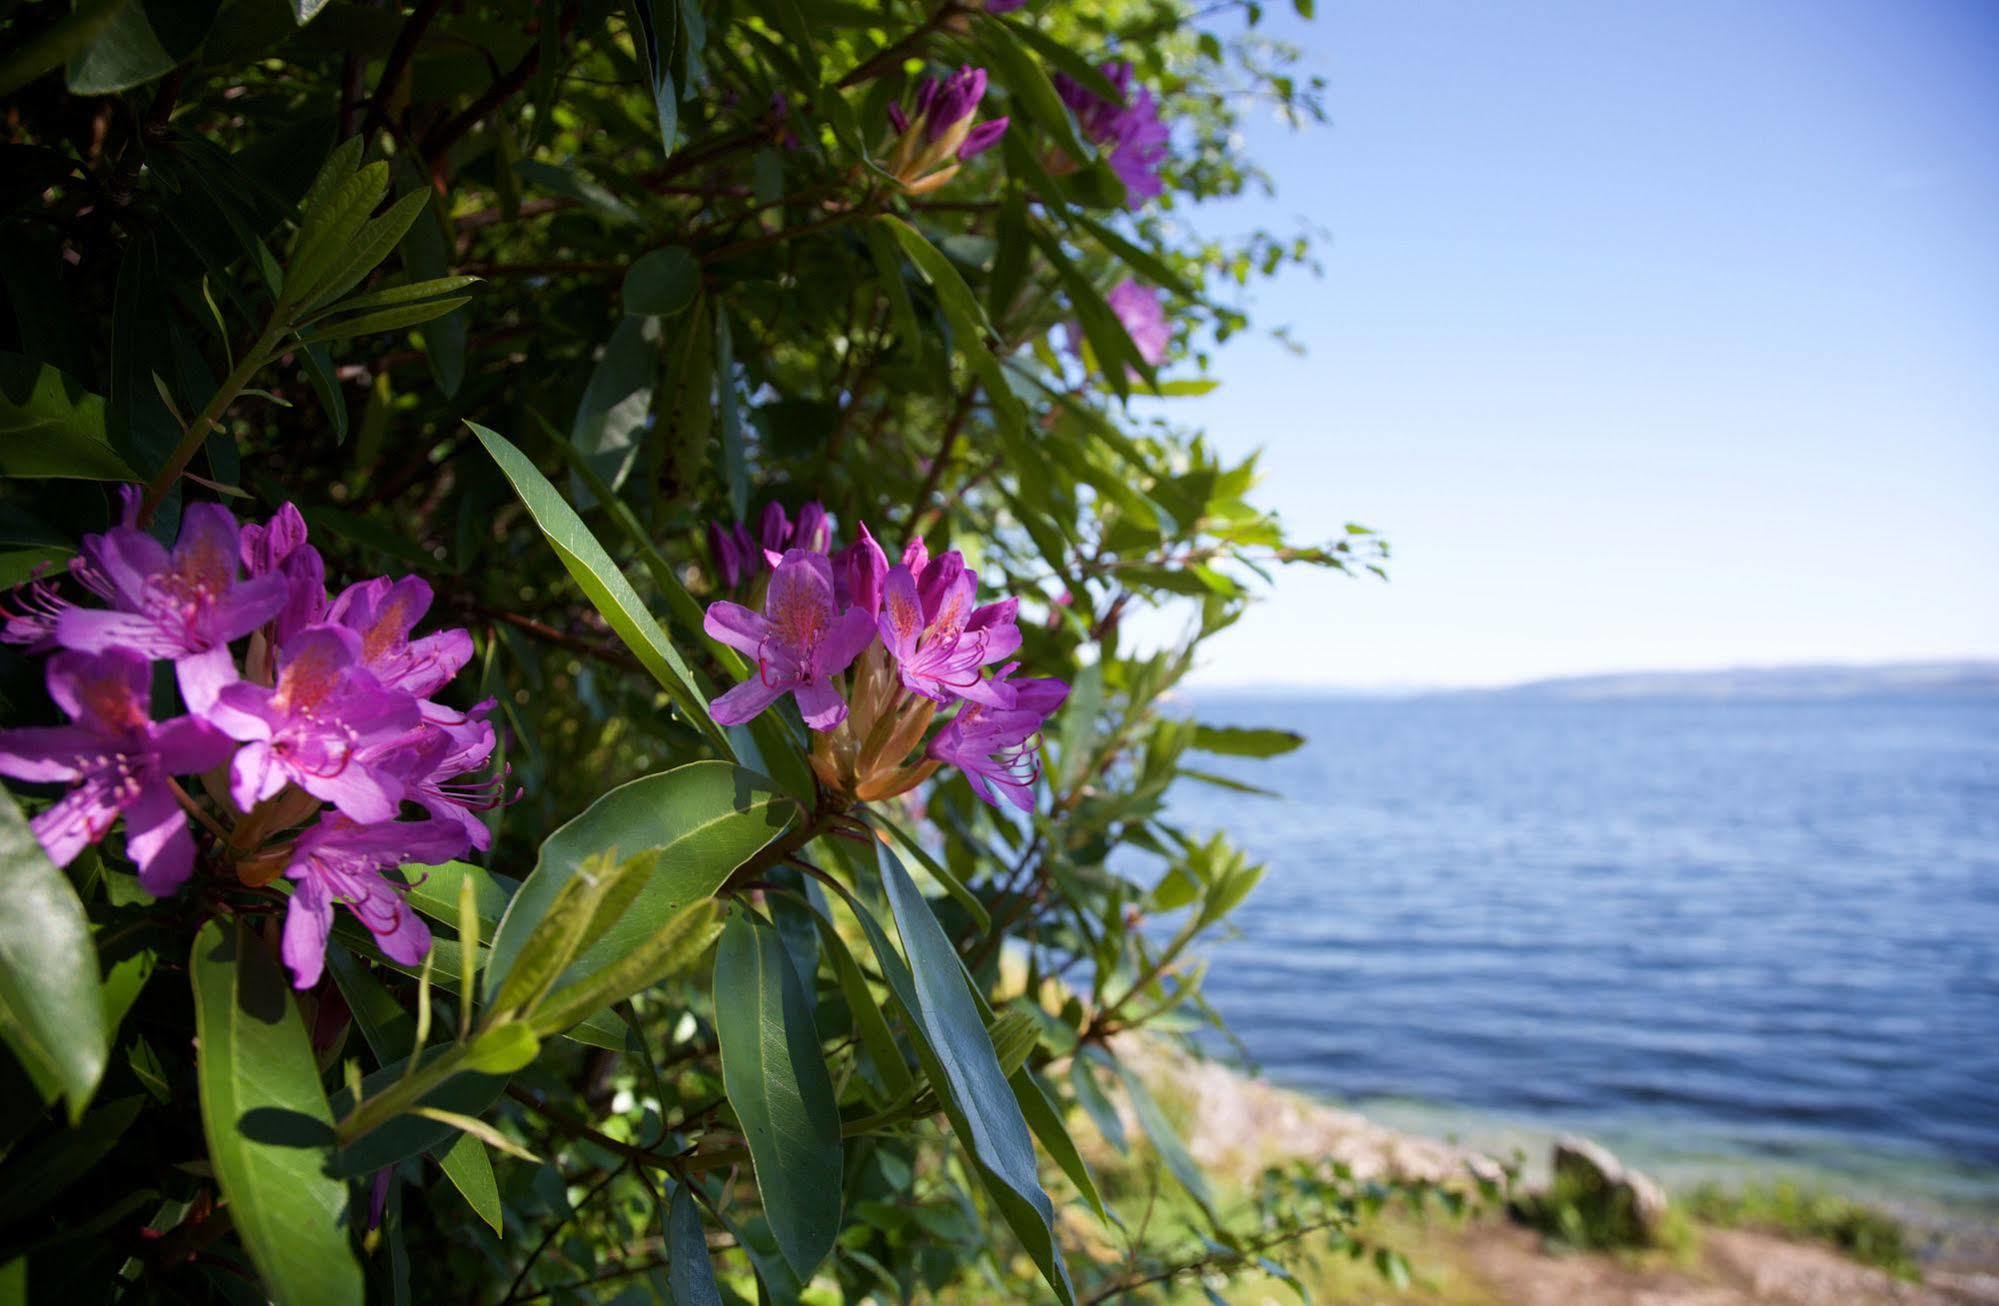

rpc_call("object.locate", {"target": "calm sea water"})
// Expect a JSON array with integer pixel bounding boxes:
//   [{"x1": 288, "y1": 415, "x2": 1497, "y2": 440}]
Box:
[{"x1": 1168, "y1": 693, "x2": 1999, "y2": 1202}]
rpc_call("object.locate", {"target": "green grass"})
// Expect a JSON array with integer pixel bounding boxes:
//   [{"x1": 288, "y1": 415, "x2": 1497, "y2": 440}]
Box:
[{"x1": 1685, "y1": 1181, "x2": 1921, "y2": 1280}]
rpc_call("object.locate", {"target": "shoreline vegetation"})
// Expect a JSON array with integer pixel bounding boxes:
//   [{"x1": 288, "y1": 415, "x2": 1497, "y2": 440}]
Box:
[{"x1": 1089, "y1": 1037, "x2": 1999, "y2": 1305}]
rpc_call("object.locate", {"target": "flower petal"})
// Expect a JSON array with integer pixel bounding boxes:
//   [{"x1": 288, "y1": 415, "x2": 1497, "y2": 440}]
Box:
[
  {"x1": 703, "y1": 601, "x2": 771, "y2": 658},
  {"x1": 709, "y1": 676, "x2": 787, "y2": 726},
  {"x1": 791, "y1": 678, "x2": 849, "y2": 732},
  {"x1": 0, "y1": 726, "x2": 91, "y2": 783},
  {"x1": 125, "y1": 782, "x2": 195, "y2": 897},
  {"x1": 281, "y1": 875, "x2": 335, "y2": 989},
  {"x1": 813, "y1": 607, "x2": 878, "y2": 679},
  {"x1": 878, "y1": 566, "x2": 925, "y2": 662},
  {"x1": 176, "y1": 642, "x2": 240, "y2": 715}
]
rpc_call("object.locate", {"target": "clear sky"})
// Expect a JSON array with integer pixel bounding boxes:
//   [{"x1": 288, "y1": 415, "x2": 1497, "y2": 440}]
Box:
[{"x1": 1157, "y1": 0, "x2": 1999, "y2": 689}]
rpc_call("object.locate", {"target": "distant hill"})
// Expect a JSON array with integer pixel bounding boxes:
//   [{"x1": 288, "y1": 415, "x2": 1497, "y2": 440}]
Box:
[{"x1": 1476, "y1": 661, "x2": 1999, "y2": 702}]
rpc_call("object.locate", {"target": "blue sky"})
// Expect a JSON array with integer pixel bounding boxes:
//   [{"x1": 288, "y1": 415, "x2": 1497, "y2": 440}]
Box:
[{"x1": 1157, "y1": 0, "x2": 1999, "y2": 688}]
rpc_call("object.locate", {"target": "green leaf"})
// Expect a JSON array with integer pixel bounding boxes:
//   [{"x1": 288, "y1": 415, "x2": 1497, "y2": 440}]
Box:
[
  {"x1": 1069, "y1": 1048, "x2": 1127, "y2": 1153},
  {"x1": 295, "y1": 296, "x2": 473, "y2": 344},
  {"x1": 190, "y1": 920, "x2": 363, "y2": 1306},
  {"x1": 327, "y1": 1048, "x2": 510, "y2": 1176},
  {"x1": 293, "y1": 0, "x2": 334, "y2": 27},
  {"x1": 305, "y1": 276, "x2": 482, "y2": 323},
  {"x1": 471, "y1": 422, "x2": 729, "y2": 751},
  {"x1": 491, "y1": 848, "x2": 654, "y2": 1019},
  {"x1": 995, "y1": 15, "x2": 1121, "y2": 102},
  {"x1": 866, "y1": 812, "x2": 989, "y2": 932},
  {"x1": 529, "y1": 899, "x2": 721, "y2": 1038},
  {"x1": 286, "y1": 160, "x2": 389, "y2": 309},
  {"x1": 514, "y1": 160, "x2": 642, "y2": 226},
  {"x1": 297, "y1": 137, "x2": 365, "y2": 233},
  {"x1": 714, "y1": 907, "x2": 842, "y2": 1280},
  {"x1": 878, "y1": 217, "x2": 1028, "y2": 445},
  {"x1": 873, "y1": 847, "x2": 1076, "y2": 1304},
  {"x1": 0, "y1": 353, "x2": 138, "y2": 480},
  {"x1": 396, "y1": 860, "x2": 518, "y2": 935},
  {"x1": 64, "y1": 0, "x2": 176, "y2": 95},
  {"x1": 623, "y1": 247, "x2": 700, "y2": 317},
  {"x1": 0, "y1": 547, "x2": 72, "y2": 588},
  {"x1": 294, "y1": 189, "x2": 431, "y2": 316},
  {"x1": 666, "y1": 1182, "x2": 723, "y2": 1305},
  {"x1": 1010, "y1": 1068, "x2": 1111, "y2": 1224},
  {"x1": 438, "y1": 1133, "x2": 503, "y2": 1235},
  {"x1": 569, "y1": 316, "x2": 658, "y2": 500},
  {"x1": 624, "y1": 0, "x2": 680, "y2": 153},
  {"x1": 0, "y1": 787, "x2": 107, "y2": 1120},
  {"x1": 0, "y1": 0, "x2": 121, "y2": 97},
  {"x1": 483, "y1": 761, "x2": 796, "y2": 1002},
  {"x1": 1191, "y1": 725, "x2": 1306, "y2": 757},
  {"x1": 975, "y1": 20, "x2": 1093, "y2": 164},
  {"x1": 463, "y1": 1022, "x2": 540, "y2": 1074},
  {"x1": 1110, "y1": 1053, "x2": 1216, "y2": 1222},
  {"x1": 804, "y1": 902, "x2": 912, "y2": 1099},
  {"x1": 298, "y1": 341, "x2": 348, "y2": 443}
]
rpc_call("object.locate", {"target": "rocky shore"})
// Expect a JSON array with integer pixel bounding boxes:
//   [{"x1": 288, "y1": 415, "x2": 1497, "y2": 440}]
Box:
[{"x1": 1110, "y1": 1038, "x2": 1999, "y2": 1306}]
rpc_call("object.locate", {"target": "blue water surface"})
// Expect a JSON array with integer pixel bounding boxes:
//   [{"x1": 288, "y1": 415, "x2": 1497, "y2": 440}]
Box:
[{"x1": 1167, "y1": 693, "x2": 1999, "y2": 1199}]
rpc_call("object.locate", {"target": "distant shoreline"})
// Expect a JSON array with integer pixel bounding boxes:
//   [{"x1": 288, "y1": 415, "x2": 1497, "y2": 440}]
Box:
[{"x1": 1189, "y1": 659, "x2": 1999, "y2": 702}]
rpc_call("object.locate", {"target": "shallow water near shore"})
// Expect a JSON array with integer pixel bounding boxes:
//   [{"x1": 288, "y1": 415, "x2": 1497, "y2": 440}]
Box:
[{"x1": 1169, "y1": 690, "x2": 1999, "y2": 1214}]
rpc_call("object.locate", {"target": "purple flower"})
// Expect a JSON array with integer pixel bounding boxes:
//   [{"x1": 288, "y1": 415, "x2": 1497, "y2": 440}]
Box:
[
  {"x1": 791, "y1": 501, "x2": 831, "y2": 554},
  {"x1": 1107, "y1": 280, "x2": 1171, "y2": 367},
  {"x1": 1055, "y1": 62, "x2": 1169, "y2": 208},
  {"x1": 205, "y1": 625, "x2": 420, "y2": 822},
  {"x1": 707, "y1": 520, "x2": 759, "y2": 588},
  {"x1": 366, "y1": 708, "x2": 503, "y2": 851},
  {"x1": 958, "y1": 118, "x2": 1010, "y2": 161},
  {"x1": 240, "y1": 503, "x2": 328, "y2": 647},
  {"x1": 0, "y1": 648, "x2": 235, "y2": 895},
  {"x1": 832, "y1": 522, "x2": 888, "y2": 617},
  {"x1": 887, "y1": 67, "x2": 1008, "y2": 190},
  {"x1": 985, "y1": 0, "x2": 1027, "y2": 11},
  {"x1": 702, "y1": 549, "x2": 877, "y2": 730},
  {"x1": 55, "y1": 504, "x2": 289, "y2": 714},
  {"x1": 759, "y1": 502, "x2": 793, "y2": 555},
  {"x1": 927, "y1": 671, "x2": 1069, "y2": 810},
  {"x1": 924, "y1": 67, "x2": 988, "y2": 139},
  {"x1": 878, "y1": 553, "x2": 1022, "y2": 707},
  {"x1": 327, "y1": 576, "x2": 473, "y2": 702},
  {"x1": 279, "y1": 812, "x2": 468, "y2": 989}
]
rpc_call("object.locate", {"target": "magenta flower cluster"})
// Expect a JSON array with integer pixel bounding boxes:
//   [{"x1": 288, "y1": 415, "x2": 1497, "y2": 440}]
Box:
[
  {"x1": 703, "y1": 507, "x2": 1069, "y2": 811},
  {"x1": 0, "y1": 497, "x2": 498, "y2": 989},
  {"x1": 1055, "y1": 61, "x2": 1170, "y2": 209}
]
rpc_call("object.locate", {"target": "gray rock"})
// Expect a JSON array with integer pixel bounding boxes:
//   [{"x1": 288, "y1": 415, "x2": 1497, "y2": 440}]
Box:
[{"x1": 1550, "y1": 1135, "x2": 1671, "y2": 1246}]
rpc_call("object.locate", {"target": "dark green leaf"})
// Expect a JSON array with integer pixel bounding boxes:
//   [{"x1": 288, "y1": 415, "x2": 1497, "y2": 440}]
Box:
[
  {"x1": 714, "y1": 907, "x2": 841, "y2": 1279},
  {"x1": 666, "y1": 1182, "x2": 723, "y2": 1305},
  {"x1": 0, "y1": 353, "x2": 134, "y2": 481},
  {"x1": 0, "y1": 788, "x2": 106, "y2": 1120},
  {"x1": 190, "y1": 920, "x2": 363, "y2": 1305},
  {"x1": 471, "y1": 423, "x2": 727, "y2": 749},
  {"x1": 623, "y1": 247, "x2": 700, "y2": 318},
  {"x1": 874, "y1": 847, "x2": 1075, "y2": 1303},
  {"x1": 568, "y1": 317, "x2": 658, "y2": 500},
  {"x1": 438, "y1": 1133, "x2": 503, "y2": 1235},
  {"x1": 484, "y1": 761, "x2": 796, "y2": 1001}
]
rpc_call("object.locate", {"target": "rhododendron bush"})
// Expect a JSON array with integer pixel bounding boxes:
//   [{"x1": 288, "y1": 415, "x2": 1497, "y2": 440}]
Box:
[{"x1": 0, "y1": 0, "x2": 1420, "y2": 1300}]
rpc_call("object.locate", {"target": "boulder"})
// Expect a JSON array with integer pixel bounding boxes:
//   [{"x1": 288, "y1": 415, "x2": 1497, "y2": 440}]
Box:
[{"x1": 1550, "y1": 1135, "x2": 1672, "y2": 1246}]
